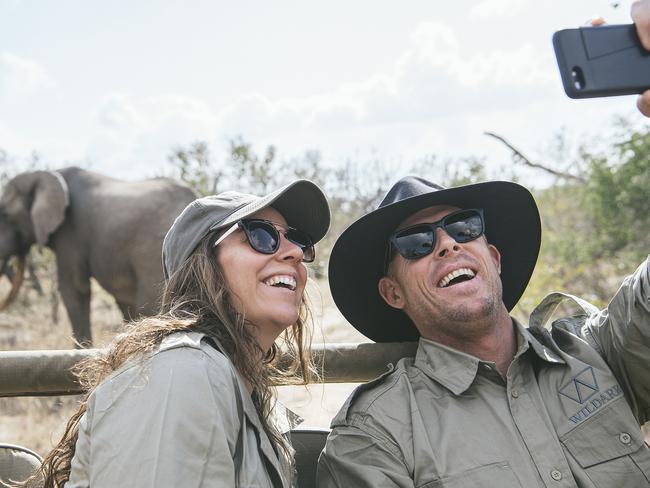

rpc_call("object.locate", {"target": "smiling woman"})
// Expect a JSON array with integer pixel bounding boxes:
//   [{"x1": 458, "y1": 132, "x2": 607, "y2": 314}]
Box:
[{"x1": 28, "y1": 180, "x2": 330, "y2": 488}]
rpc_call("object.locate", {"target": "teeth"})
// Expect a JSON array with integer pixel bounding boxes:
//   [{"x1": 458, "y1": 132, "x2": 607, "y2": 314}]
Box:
[
  {"x1": 438, "y1": 268, "x2": 475, "y2": 288},
  {"x1": 263, "y1": 275, "x2": 297, "y2": 291}
]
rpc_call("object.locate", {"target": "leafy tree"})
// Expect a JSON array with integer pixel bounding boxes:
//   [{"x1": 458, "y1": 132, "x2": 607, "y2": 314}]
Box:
[
  {"x1": 584, "y1": 123, "x2": 650, "y2": 263},
  {"x1": 168, "y1": 141, "x2": 220, "y2": 197}
]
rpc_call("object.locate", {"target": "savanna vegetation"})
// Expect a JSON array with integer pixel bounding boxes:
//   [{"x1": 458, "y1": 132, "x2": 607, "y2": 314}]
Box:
[
  {"x1": 1, "y1": 116, "x2": 649, "y2": 453},
  {"x1": 167, "y1": 119, "x2": 650, "y2": 315}
]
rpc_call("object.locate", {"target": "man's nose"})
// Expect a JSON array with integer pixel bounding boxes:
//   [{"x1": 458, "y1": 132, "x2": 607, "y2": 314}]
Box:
[{"x1": 435, "y1": 228, "x2": 460, "y2": 257}]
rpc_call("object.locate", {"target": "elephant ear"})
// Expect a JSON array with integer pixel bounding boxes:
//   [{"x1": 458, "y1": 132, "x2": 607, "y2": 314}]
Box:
[{"x1": 31, "y1": 171, "x2": 70, "y2": 246}]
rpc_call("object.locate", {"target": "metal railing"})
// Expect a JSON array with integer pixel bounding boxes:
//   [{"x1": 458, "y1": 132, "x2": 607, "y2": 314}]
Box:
[{"x1": 0, "y1": 342, "x2": 418, "y2": 397}]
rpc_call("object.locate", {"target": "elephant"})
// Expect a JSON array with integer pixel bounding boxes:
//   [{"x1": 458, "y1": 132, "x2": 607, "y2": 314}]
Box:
[{"x1": 0, "y1": 167, "x2": 196, "y2": 346}]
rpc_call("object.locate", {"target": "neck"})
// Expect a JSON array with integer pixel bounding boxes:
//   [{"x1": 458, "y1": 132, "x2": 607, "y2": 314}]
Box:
[{"x1": 421, "y1": 307, "x2": 517, "y2": 378}]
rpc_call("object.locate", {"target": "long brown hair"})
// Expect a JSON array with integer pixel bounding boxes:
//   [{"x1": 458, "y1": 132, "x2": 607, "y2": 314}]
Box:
[{"x1": 30, "y1": 232, "x2": 316, "y2": 487}]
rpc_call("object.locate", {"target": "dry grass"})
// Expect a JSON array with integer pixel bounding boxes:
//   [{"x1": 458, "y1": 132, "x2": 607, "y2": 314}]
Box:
[
  {"x1": 3, "y1": 263, "x2": 648, "y2": 459},
  {"x1": 0, "y1": 269, "x2": 365, "y2": 456},
  {"x1": 0, "y1": 266, "x2": 125, "y2": 455}
]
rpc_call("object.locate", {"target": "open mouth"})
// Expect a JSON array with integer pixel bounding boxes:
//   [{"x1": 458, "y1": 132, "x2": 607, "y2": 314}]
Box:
[
  {"x1": 263, "y1": 275, "x2": 297, "y2": 291},
  {"x1": 438, "y1": 268, "x2": 476, "y2": 288}
]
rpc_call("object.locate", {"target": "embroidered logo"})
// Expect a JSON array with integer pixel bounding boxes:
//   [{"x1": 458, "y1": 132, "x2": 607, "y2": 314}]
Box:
[
  {"x1": 559, "y1": 366, "x2": 599, "y2": 404},
  {"x1": 558, "y1": 367, "x2": 624, "y2": 425}
]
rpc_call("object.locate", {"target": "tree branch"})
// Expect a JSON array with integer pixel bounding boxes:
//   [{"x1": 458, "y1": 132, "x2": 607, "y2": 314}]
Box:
[{"x1": 484, "y1": 131, "x2": 586, "y2": 183}]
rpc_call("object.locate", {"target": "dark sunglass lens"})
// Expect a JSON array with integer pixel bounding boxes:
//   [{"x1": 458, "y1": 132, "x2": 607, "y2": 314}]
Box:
[
  {"x1": 445, "y1": 211, "x2": 483, "y2": 242},
  {"x1": 285, "y1": 228, "x2": 315, "y2": 263},
  {"x1": 394, "y1": 228, "x2": 435, "y2": 259},
  {"x1": 246, "y1": 221, "x2": 279, "y2": 253}
]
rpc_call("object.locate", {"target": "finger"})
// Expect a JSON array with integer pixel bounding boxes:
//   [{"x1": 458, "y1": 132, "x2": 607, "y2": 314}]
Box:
[
  {"x1": 631, "y1": 0, "x2": 650, "y2": 50},
  {"x1": 588, "y1": 16, "x2": 607, "y2": 26},
  {"x1": 636, "y1": 90, "x2": 650, "y2": 117}
]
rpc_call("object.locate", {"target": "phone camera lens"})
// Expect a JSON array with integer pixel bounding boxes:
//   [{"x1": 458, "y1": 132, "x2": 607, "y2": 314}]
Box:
[{"x1": 571, "y1": 66, "x2": 586, "y2": 90}]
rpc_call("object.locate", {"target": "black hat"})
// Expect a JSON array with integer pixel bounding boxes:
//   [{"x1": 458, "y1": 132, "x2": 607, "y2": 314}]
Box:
[
  {"x1": 163, "y1": 180, "x2": 330, "y2": 280},
  {"x1": 328, "y1": 176, "x2": 541, "y2": 343}
]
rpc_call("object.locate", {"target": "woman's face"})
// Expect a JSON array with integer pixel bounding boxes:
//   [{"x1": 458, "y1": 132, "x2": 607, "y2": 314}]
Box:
[{"x1": 217, "y1": 207, "x2": 308, "y2": 349}]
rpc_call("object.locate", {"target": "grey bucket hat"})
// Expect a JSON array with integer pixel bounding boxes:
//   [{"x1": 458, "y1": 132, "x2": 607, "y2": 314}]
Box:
[{"x1": 162, "y1": 180, "x2": 330, "y2": 280}]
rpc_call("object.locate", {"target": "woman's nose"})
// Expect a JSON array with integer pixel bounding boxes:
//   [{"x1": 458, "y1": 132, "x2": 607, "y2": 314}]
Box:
[{"x1": 276, "y1": 233, "x2": 304, "y2": 262}]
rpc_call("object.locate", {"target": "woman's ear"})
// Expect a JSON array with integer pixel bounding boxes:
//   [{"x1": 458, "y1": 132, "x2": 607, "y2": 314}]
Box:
[{"x1": 378, "y1": 276, "x2": 405, "y2": 310}]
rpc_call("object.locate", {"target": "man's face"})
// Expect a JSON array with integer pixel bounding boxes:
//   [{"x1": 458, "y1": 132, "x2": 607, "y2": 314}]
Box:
[{"x1": 378, "y1": 205, "x2": 504, "y2": 342}]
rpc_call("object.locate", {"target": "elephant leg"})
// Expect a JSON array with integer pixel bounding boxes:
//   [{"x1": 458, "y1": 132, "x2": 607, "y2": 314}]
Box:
[
  {"x1": 136, "y1": 282, "x2": 162, "y2": 317},
  {"x1": 116, "y1": 301, "x2": 133, "y2": 322},
  {"x1": 57, "y1": 268, "x2": 92, "y2": 347}
]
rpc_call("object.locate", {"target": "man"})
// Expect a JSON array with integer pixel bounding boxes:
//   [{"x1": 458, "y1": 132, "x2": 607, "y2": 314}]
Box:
[{"x1": 317, "y1": 176, "x2": 650, "y2": 487}]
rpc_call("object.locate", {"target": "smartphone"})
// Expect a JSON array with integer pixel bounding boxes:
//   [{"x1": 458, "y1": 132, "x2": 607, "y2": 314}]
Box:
[{"x1": 552, "y1": 24, "x2": 650, "y2": 99}]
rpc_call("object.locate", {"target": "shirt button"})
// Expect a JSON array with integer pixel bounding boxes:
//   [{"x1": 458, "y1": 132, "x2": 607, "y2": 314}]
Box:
[
  {"x1": 550, "y1": 469, "x2": 562, "y2": 481},
  {"x1": 511, "y1": 389, "x2": 519, "y2": 398},
  {"x1": 619, "y1": 432, "x2": 632, "y2": 445}
]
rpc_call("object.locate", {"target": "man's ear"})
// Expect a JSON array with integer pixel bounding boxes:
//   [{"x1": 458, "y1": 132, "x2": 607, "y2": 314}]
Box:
[
  {"x1": 488, "y1": 243, "x2": 502, "y2": 274},
  {"x1": 378, "y1": 276, "x2": 405, "y2": 310}
]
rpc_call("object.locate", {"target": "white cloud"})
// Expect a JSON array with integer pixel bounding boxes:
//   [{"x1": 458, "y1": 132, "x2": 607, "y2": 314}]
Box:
[
  {"x1": 0, "y1": 52, "x2": 56, "y2": 100},
  {"x1": 86, "y1": 93, "x2": 219, "y2": 178},
  {"x1": 0, "y1": 17, "x2": 607, "y2": 183},
  {"x1": 219, "y1": 20, "x2": 554, "y2": 133},
  {"x1": 470, "y1": 0, "x2": 528, "y2": 18},
  {"x1": 207, "y1": 19, "x2": 561, "y2": 169}
]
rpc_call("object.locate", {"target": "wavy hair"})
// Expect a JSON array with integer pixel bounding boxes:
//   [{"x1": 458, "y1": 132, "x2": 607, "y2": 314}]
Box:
[{"x1": 29, "y1": 232, "x2": 316, "y2": 487}]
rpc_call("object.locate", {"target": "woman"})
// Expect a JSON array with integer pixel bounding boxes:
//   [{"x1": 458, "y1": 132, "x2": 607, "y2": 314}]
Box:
[{"x1": 32, "y1": 180, "x2": 330, "y2": 487}]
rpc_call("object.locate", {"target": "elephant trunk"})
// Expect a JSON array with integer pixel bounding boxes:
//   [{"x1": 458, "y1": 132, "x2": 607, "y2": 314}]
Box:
[{"x1": 0, "y1": 256, "x2": 26, "y2": 311}]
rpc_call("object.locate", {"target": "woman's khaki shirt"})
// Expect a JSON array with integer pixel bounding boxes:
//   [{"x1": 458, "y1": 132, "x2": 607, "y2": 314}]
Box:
[{"x1": 66, "y1": 332, "x2": 292, "y2": 487}]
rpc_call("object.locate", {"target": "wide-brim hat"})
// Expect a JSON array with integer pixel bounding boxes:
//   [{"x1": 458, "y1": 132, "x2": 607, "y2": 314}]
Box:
[
  {"x1": 328, "y1": 176, "x2": 541, "y2": 343},
  {"x1": 163, "y1": 180, "x2": 330, "y2": 280}
]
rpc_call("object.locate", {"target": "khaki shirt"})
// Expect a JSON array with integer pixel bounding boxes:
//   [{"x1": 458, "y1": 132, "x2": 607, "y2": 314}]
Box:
[
  {"x1": 318, "y1": 257, "x2": 650, "y2": 488},
  {"x1": 66, "y1": 332, "x2": 295, "y2": 488}
]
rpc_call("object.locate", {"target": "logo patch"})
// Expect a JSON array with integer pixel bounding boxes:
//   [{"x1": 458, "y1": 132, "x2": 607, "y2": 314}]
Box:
[
  {"x1": 559, "y1": 366, "x2": 599, "y2": 404},
  {"x1": 558, "y1": 367, "x2": 624, "y2": 425}
]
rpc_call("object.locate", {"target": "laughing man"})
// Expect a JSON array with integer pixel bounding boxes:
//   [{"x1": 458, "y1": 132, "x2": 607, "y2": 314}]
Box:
[{"x1": 317, "y1": 176, "x2": 650, "y2": 487}]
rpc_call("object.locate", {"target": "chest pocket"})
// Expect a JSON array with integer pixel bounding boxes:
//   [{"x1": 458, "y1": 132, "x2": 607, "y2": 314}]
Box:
[
  {"x1": 419, "y1": 462, "x2": 523, "y2": 488},
  {"x1": 560, "y1": 398, "x2": 650, "y2": 487}
]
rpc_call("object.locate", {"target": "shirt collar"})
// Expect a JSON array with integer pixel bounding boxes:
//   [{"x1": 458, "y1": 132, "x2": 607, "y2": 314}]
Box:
[
  {"x1": 414, "y1": 318, "x2": 564, "y2": 395},
  {"x1": 515, "y1": 318, "x2": 565, "y2": 365}
]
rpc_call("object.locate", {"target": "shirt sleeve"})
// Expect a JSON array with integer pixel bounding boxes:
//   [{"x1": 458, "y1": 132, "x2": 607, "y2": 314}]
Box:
[
  {"x1": 316, "y1": 424, "x2": 414, "y2": 488},
  {"x1": 85, "y1": 347, "x2": 241, "y2": 488},
  {"x1": 582, "y1": 255, "x2": 650, "y2": 423}
]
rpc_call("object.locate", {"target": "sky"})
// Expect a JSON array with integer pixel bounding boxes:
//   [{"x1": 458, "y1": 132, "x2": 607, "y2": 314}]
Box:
[{"x1": 0, "y1": 0, "x2": 646, "y2": 185}]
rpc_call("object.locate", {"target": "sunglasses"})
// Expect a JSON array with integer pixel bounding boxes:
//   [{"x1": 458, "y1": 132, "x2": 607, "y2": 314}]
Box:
[
  {"x1": 386, "y1": 208, "x2": 485, "y2": 267},
  {"x1": 213, "y1": 218, "x2": 315, "y2": 263}
]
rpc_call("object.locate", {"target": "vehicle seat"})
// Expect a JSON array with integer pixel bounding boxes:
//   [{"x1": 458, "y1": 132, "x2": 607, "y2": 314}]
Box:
[
  {"x1": 291, "y1": 428, "x2": 329, "y2": 488},
  {"x1": 0, "y1": 443, "x2": 43, "y2": 486}
]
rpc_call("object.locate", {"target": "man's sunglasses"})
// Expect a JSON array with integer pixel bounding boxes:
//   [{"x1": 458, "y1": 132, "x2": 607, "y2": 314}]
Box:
[
  {"x1": 386, "y1": 208, "x2": 485, "y2": 267},
  {"x1": 213, "y1": 218, "x2": 315, "y2": 263}
]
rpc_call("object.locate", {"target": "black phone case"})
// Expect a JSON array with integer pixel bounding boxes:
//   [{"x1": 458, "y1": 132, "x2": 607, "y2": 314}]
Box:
[{"x1": 553, "y1": 24, "x2": 650, "y2": 99}]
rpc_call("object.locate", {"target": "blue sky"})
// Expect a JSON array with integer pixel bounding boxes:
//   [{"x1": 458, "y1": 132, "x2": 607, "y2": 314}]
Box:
[{"x1": 0, "y1": 0, "x2": 644, "y2": 184}]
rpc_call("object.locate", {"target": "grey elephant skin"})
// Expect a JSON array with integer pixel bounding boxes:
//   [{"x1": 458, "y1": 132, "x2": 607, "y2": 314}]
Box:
[{"x1": 0, "y1": 167, "x2": 196, "y2": 346}]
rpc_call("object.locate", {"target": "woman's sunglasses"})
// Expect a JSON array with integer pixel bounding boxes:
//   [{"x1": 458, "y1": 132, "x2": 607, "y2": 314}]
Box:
[
  {"x1": 213, "y1": 218, "x2": 315, "y2": 263},
  {"x1": 386, "y1": 208, "x2": 485, "y2": 266}
]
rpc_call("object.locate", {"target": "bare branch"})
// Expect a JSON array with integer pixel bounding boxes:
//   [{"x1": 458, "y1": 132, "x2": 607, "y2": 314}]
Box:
[{"x1": 484, "y1": 131, "x2": 586, "y2": 183}]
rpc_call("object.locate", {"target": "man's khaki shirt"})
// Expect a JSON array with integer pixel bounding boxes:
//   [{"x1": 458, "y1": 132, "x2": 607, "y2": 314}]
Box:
[{"x1": 317, "y1": 257, "x2": 650, "y2": 488}]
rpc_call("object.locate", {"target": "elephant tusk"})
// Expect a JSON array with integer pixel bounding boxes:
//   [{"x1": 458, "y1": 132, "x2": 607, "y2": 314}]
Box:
[{"x1": 0, "y1": 256, "x2": 25, "y2": 311}]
